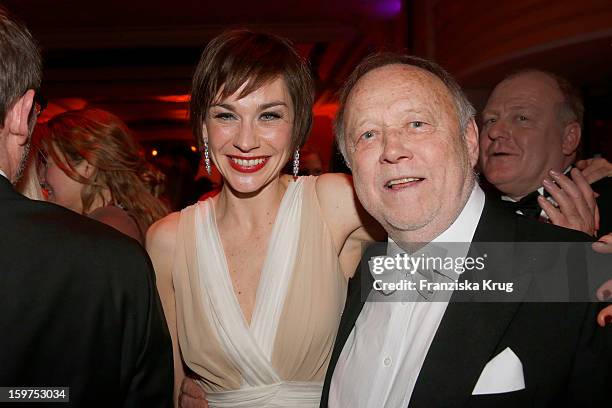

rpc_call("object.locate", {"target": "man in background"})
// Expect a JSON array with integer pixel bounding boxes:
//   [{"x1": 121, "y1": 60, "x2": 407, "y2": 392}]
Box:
[
  {"x1": 479, "y1": 69, "x2": 611, "y2": 238},
  {"x1": 0, "y1": 8, "x2": 173, "y2": 406}
]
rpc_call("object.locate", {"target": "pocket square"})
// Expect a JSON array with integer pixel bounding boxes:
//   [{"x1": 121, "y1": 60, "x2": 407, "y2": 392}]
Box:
[{"x1": 472, "y1": 347, "x2": 525, "y2": 395}]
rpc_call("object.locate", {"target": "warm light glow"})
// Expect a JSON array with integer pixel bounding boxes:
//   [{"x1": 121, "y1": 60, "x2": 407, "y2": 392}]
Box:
[
  {"x1": 191, "y1": 145, "x2": 197, "y2": 152},
  {"x1": 154, "y1": 94, "x2": 190, "y2": 103},
  {"x1": 152, "y1": 149, "x2": 158, "y2": 157},
  {"x1": 313, "y1": 102, "x2": 339, "y2": 119}
]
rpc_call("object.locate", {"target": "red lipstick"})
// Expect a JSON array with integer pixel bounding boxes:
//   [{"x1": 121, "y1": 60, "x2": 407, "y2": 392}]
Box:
[{"x1": 227, "y1": 156, "x2": 269, "y2": 173}]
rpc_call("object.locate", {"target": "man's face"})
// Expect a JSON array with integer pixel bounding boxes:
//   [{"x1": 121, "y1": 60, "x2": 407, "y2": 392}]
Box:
[
  {"x1": 479, "y1": 72, "x2": 568, "y2": 199},
  {"x1": 343, "y1": 64, "x2": 478, "y2": 241}
]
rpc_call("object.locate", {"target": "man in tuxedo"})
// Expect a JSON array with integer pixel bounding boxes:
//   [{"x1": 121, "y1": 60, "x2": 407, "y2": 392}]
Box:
[
  {"x1": 0, "y1": 9, "x2": 173, "y2": 406},
  {"x1": 479, "y1": 69, "x2": 612, "y2": 238},
  {"x1": 321, "y1": 53, "x2": 610, "y2": 407}
]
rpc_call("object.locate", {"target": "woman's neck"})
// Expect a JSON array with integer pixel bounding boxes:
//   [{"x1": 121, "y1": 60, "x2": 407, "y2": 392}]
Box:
[
  {"x1": 213, "y1": 176, "x2": 289, "y2": 231},
  {"x1": 85, "y1": 187, "x2": 114, "y2": 214}
]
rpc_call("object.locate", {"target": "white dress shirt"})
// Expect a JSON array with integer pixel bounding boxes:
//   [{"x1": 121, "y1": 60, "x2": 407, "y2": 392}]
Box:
[
  {"x1": 329, "y1": 185, "x2": 485, "y2": 408},
  {"x1": 0, "y1": 168, "x2": 7, "y2": 180}
]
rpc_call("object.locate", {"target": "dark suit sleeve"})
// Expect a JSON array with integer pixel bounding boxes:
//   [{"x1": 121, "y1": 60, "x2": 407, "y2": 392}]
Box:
[
  {"x1": 112, "y1": 243, "x2": 174, "y2": 408},
  {"x1": 593, "y1": 178, "x2": 612, "y2": 237},
  {"x1": 566, "y1": 302, "x2": 612, "y2": 405}
]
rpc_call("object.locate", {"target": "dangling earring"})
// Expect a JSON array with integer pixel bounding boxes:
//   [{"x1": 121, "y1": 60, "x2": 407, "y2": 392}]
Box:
[
  {"x1": 203, "y1": 140, "x2": 211, "y2": 175},
  {"x1": 292, "y1": 149, "x2": 300, "y2": 180}
]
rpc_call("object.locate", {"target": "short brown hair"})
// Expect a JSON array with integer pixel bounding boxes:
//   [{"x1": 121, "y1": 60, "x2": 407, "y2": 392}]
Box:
[
  {"x1": 335, "y1": 52, "x2": 475, "y2": 162},
  {"x1": 0, "y1": 7, "x2": 41, "y2": 127},
  {"x1": 190, "y1": 29, "x2": 314, "y2": 153}
]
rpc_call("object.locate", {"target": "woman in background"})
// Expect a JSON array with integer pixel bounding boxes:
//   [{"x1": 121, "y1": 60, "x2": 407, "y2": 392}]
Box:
[{"x1": 34, "y1": 108, "x2": 168, "y2": 244}]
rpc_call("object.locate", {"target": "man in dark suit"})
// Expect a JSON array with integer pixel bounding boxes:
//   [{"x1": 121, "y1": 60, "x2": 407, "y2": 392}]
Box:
[
  {"x1": 0, "y1": 8, "x2": 173, "y2": 406},
  {"x1": 321, "y1": 53, "x2": 610, "y2": 407},
  {"x1": 479, "y1": 69, "x2": 612, "y2": 239}
]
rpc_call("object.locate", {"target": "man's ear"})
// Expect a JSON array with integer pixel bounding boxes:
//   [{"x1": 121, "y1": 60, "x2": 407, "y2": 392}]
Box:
[
  {"x1": 465, "y1": 118, "x2": 480, "y2": 168},
  {"x1": 6, "y1": 90, "x2": 35, "y2": 143},
  {"x1": 561, "y1": 122, "x2": 581, "y2": 156}
]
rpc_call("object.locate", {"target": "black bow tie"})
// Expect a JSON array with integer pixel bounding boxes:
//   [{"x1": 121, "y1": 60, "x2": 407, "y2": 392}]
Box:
[{"x1": 504, "y1": 190, "x2": 545, "y2": 219}]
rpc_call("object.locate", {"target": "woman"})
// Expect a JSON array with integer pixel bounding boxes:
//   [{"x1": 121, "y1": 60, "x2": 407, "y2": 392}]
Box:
[
  {"x1": 35, "y1": 108, "x2": 168, "y2": 244},
  {"x1": 147, "y1": 30, "x2": 379, "y2": 407}
]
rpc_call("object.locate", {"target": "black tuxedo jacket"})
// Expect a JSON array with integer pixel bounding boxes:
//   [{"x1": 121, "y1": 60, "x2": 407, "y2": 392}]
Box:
[
  {"x1": 321, "y1": 196, "x2": 611, "y2": 408},
  {"x1": 592, "y1": 176, "x2": 612, "y2": 237},
  {"x1": 0, "y1": 177, "x2": 173, "y2": 407},
  {"x1": 481, "y1": 172, "x2": 612, "y2": 237}
]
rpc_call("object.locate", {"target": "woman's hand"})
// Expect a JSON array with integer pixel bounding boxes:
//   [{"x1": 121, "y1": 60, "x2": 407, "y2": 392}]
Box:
[
  {"x1": 593, "y1": 234, "x2": 612, "y2": 327},
  {"x1": 540, "y1": 169, "x2": 599, "y2": 236},
  {"x1": 597, "y1": 304, "x2": 612, "y2": 327},
  {"x1": 592, "y1": 233, "x2": 612, "y2": 254},
  {"x1": 179, "y1": 377, "x2": 209, "y2": 408},
  {"x1": 575, "y1": 158, "x2": 612, "y2": 184}
]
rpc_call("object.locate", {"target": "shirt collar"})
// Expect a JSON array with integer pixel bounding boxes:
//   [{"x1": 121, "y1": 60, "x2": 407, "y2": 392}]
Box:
[
  {"x1": 501, "y1": 165, "x2": 572, "y2": 203},
  {"x1": 377, "y1": 185, "x2": 486, "y2": 299},
  {"x1": 430, "y1": 184, "x2": 485, "y2": 245},
  {"x1": 0, "y1": 168, "x2": 7, "y2": 180}
]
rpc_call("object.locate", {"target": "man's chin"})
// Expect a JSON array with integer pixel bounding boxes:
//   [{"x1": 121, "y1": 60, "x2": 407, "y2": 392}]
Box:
[
  {"x1": 383, "y1": 213, "x2": 431, "y2": 235},
  {"x1": 484, "y1": 171, "x2": 515, "y2": 189}
]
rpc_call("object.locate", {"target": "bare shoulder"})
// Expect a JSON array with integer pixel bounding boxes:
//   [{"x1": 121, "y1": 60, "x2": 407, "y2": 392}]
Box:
[
  {"x1": 315, "y1": 173, "x2": 355, "y2": 212},
  {"x1": 146, "y1": 211, "x2": 181, "y2": 273},
  {"x1": 147, "y1": 212, "x2": 180, "y2": 246},
  {"x1": 315, "y1": 173, "x2": 363, "y2": 243}
]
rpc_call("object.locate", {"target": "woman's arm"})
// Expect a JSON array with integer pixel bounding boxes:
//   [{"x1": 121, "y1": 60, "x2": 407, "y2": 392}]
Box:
[
  {"x1": 316, "y1": 173, "x2": 386, "y2": 278},
  {"x1": 146, "y1": 212, "x2": 185, "y2": 407}
]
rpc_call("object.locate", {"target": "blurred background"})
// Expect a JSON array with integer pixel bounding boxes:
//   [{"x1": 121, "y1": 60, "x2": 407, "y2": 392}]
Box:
[{"x1": 7, "y1": 0, "x2": 612, "y2": 209}]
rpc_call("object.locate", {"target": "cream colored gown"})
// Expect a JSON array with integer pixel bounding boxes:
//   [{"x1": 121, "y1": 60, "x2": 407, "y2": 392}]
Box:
[{"x1": 172, "y1": 176, "x2": 347, "y2": 407}]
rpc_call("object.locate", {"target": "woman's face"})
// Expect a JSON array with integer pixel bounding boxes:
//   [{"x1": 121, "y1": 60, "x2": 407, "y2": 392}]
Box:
[
  {"x1": 39, "y1": 147, "x2": 89, "y2": 213},
  {"x1": 203, "y1": 76, "x2": 294, "y2": 194}
]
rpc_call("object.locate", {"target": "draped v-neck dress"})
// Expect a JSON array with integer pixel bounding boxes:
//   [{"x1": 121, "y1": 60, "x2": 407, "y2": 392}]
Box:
[{"x1": 172, "y1": 176, "x2": 348, "y2": 407}]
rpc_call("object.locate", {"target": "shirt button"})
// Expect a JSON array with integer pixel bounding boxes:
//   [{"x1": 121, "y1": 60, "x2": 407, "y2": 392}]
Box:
[
  {"x1": 401, "y1": 301, "x2": 408, "y2": 306},
  {"x1": 383, "y1": 356, "x2": 392, "y2": 367}
]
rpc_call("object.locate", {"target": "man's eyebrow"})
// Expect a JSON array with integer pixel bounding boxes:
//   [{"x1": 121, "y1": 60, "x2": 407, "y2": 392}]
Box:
[
  {"x1": 348, "y1": 107, "x2": 431, "y2": 133},
  {"x1": 348, "y1": 117, "x2": 373, "y2": 136},
  {"x1": 481, "y1": 108, "x2": 498, "y2": 116},
  {"x1": 506, "y1": 103, "x2": 539, "y2": 111},
  {"x1": 259, "y1": 101, "x2": 288, "y2": 110}
]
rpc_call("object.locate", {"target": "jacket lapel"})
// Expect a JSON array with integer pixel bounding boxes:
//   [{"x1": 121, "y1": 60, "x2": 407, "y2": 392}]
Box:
[{"x1": 409, "y1": 197, "x2": 525, "y2": 407}]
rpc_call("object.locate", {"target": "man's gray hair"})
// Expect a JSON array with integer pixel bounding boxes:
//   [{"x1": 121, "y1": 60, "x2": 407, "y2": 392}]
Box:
[
  {"x1": 0, "y1": 7, "x2": 42, "y2": 127},
  {"x1": 335, "y1": 52, "x2": 475, "y2": 164}
]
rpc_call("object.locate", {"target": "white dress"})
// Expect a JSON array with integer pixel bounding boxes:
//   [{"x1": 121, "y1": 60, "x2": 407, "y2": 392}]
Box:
[{"x1": 172, "y1": 177, "x2": 347, "y2": 407}]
